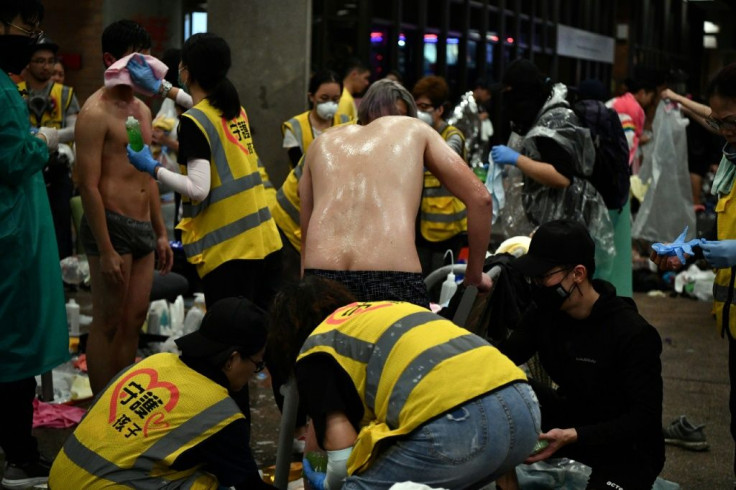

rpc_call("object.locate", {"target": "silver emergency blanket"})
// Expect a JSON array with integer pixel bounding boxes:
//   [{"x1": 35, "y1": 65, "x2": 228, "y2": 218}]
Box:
[
  {"x1": 632, "y1": 100, "x2": 695, "y2": 242},
  {"x1": 497, "y1": 83, "x2": 615, "y2": 269},
  {"x1": 447, "y1": 91, "x2": 485, "y2": 167}
]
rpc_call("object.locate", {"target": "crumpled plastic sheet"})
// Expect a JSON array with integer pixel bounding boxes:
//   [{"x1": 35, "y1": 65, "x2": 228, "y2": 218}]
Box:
[
  {"x1": 514, "y1": 459, "x2": 680, "y2": 490},
  {"x1": 496, "y1": 83, "x2": 615, "y2": 270},
  {"x1": 447, "y1": 91, "x2": 486, "y2": 167},
  {"x1": 632, "y1": 101, "x2": 695, "y2": 242}
]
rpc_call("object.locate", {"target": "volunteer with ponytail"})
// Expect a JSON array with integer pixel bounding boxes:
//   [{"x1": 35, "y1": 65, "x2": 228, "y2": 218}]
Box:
[{"x1": 126, "y1": 33, "x2": 282, "y2": 310}]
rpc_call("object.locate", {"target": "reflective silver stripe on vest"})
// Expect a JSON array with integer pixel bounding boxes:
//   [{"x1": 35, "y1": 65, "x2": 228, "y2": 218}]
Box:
[
  {"x1": 423, "y1": 187, "x2": 454, "y2": 198},
  {"x1": 186, "y1": 108, "x2": 233, "y2": 181},
  {"x1": 421, "y1": 210, "x2": 468, "y2": 223},
  {"x1": 301, "y1": 330, "x2": 375, "y2": 364},
  {"x1": 287, "y1": 117, "x2": 305, "y2": 152},
  {"x1": 385, "y1": 333, "x2": 487, "y2": 428},
  {"x1": 61, "y1": 397, "x2": 239, "y2": 488},
  {"x1": 276, "y1": 189, "x2": 300, "y2": 224},
  {"x1": 258, "y1": 158, "x2": 274, "y2": 189},
  {"x1": 182, "y1": 173, "x2": 262, "y2": 219},
  {"x1": 363, "y1": 312, "x2": 438, "y2": 412},
  {"x1": 275, "y1": 165, "x2": 303, "y2": 223},
  {"x1": 338, "y1": 114, "x2": 350, "y2": 124},
  {"x1": 713, "y1": 283, "x2": 736, "y2": 304},
  {"x1": 183, "y1": 206, "x2": 273, "y2": 257}
]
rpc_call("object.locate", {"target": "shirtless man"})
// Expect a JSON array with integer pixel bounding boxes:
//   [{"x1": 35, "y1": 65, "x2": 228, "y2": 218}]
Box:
[
  {"x1": 300, "y1": 79, "x2": 492, "y2": 307},
  {"x1": 76, "y1": 20, "x2": 172, "y2": 394}
]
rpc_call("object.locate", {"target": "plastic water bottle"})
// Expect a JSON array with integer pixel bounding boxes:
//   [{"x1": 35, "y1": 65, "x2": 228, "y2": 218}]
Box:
[
  {"x1": 182, "y1": 293, "x2": 207, "y2": 335},
  {"x1": 125, "y1": 116, "x2": 144, "y2": 151},
  {"x1": 66, "y1": 298, "x2": 80, "y2": 336}
]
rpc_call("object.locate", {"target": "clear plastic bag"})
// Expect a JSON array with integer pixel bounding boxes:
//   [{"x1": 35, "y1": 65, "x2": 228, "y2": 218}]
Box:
[{"x1": 632, "y1": 101, "x2": 696, "y2": 242}]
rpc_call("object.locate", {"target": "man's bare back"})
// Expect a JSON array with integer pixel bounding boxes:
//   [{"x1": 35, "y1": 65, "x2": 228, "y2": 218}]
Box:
[
  {"x1": 76, "y1": 85, "x2": 153, "y2": 222},
  {"x1": 300, "y1": 115, "x2": 492, "y2": 287}
]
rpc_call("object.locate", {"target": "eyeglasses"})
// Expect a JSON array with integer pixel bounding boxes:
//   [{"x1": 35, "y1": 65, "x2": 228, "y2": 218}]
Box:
[
  {"x1": 531, "y1": 267, "x2": 572, "y2": 286},
  {"x1": 249, "y1": 357, "x2": 266, "y2": 373},
  {"x1": 706, "y1": 114, "x2": 736, "y2": 132},
  {"x1": 5, "y1": 22, "x2": 43, "y2": 42}
]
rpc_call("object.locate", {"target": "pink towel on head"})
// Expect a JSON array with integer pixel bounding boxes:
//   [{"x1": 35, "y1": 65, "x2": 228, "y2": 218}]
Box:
[{"x1": 104, "y1": 53, "x2": 168, "y2": 95}]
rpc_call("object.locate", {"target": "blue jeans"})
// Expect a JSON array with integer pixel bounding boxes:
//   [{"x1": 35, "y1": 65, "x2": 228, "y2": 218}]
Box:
[{"x1": 343, "y1": 382, "x2": 541, "y2": 490}]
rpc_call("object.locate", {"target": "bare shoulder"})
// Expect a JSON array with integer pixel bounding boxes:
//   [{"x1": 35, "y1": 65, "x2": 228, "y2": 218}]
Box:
[{"x1": 76, "y1": 89, "x2": 109, "y2": 134}]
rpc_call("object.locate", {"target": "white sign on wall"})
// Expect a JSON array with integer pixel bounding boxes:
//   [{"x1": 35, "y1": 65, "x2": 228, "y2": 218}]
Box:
[{"x1": 556, "y1": 24, "x2": 615, "y2": 64}]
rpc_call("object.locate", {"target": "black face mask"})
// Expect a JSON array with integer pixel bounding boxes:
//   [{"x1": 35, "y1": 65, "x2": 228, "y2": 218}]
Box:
[
  {"x1": 531, "y1": 271, "x2": 576, "y2": 311},
  {"x1": 502, "y1": 89, "x2": 543, "y2": 135},
  {"x1": 0, "y1": 35, "x2": 34, "y2": 75}
]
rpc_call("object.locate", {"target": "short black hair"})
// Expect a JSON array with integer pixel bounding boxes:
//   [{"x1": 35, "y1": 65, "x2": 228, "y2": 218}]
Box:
[
  {"x1": 161, "y1": 47, "x2": 181, "y2": 86},
  {"x1": 708, "y1": 62, "x2": 736, "y2": 100},
  {"x1": 341, "y1": 57, "x2": 369, "y2": 80},
  {"x1": 102, "y1": 20, "x2": 151, "y2": 60},
  {"x1": 0, "y1": 0, "x2": 44, "y2": 27},
  {"x1": 308, "y1": 69, "x2": 341, "y2": 95}
]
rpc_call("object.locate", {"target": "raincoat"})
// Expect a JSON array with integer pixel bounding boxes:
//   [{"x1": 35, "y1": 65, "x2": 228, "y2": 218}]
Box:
[
  {"x1": 0, "y1": 69, "x2": 69, "y2": 382},
  {"x1": 499, "y1": 83, "x2": 615, "y2": 273}
]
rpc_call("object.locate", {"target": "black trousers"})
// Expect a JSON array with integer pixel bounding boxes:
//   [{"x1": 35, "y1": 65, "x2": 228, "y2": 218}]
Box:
[
  {"x1": 0, "y1": 377, "x2": 39, "y2": 464},
  {"x1": 729, "y1": 335, "x2": 736, "y2": 477},
  {"x1": 44, "y1": 171, "x2": 74, "y2": 260},
  {"x1": 200, "y1": 250, "x2": 283, "y2": 311}
]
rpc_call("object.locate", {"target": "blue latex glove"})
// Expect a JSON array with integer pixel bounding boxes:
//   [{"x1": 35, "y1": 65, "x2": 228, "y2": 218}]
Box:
[
  {"x1": 126, "y1": 55, "x2": 161, "y2": 94},
  {"x1": 701, "y1": 240, "x2": 736, "y2": 269},
  {"x1": 490, "y1": 145, "x2": 520, "y2": 166},
  {"x1": 126, "y1": 144, "x2": 159, "y2": 177},
  {"x1": 302, "y1": 457, "x2": 326, "y2": 490},
  {"x1": 651, "y1": 226, "x2": 705, "y2": 264}
]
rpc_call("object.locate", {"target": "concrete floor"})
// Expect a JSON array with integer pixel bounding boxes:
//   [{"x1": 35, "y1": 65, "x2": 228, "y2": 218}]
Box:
[{"x1": 6, "y1": 292, "x2": 734, "y2": 489}]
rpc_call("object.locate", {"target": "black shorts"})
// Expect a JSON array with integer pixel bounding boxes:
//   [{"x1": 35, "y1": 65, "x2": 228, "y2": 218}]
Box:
[
  {"x1": 79, "y1": 209, "x2": 156, "y2": 259},
  {"x1": 304, "y1": 269, "x2": 430, "y2": 308}
]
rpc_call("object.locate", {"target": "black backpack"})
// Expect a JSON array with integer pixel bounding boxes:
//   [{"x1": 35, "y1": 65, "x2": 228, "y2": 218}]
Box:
[{"x1": 572, "y1": 99, "x2": 631, "y2": 210}]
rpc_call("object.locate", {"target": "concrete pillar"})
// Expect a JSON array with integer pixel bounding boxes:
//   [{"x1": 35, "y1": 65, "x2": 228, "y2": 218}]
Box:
[{"x1": 209, "y1": 0, "x2": 312, "y2": 187}]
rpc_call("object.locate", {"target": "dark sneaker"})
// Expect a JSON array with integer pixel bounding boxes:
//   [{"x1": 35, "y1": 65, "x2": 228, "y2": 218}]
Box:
[
  {"x1": 1, "y1": 459, "x2": 51, "y2": 489},
  {"x1": 663, "y1": 415, "x2": 709, "y2": 451}
]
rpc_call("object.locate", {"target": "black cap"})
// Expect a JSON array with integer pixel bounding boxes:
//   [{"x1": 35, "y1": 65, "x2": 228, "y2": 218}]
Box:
[
  {"x1": 175, "y1": 297, "x2": 267, "y2": 358},
  {"x1": 513, "y1": 220, "x2": 595, "y2": 277},
  {"x1": 30, "y1": 34, "x2": 58, "y2": 55}
]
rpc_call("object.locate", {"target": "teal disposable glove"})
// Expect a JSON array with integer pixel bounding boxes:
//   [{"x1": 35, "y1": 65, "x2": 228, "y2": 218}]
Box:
[
  {"x1": 302, "y1": 457, "x2": 326, "y2": 490},
  {"x1": 701, "y1": 239, "x2": 736, "y2": 269},
  {"x1": 126, "y1": 55, "x2": 161, "y2": 95},
  {"x1": 126, "y1": 144, "x2": 159, "y2": 177},
  {"x1": 491, "y1": 145, "x2": 520, "y2": 166}
]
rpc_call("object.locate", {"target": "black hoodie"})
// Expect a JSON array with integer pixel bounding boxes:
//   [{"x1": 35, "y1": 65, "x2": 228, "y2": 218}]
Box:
[{"x1": 499, "y1": 280, "x2": 665, "y2": 477}]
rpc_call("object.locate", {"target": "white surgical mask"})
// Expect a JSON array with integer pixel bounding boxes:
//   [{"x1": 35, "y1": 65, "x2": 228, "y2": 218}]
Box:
[
  {"x1": 316, "y1": 101, "x2": 338, "y2": 120},
  {"x1": 417, "y1": 110, "x2": 434, "y2": 126}
]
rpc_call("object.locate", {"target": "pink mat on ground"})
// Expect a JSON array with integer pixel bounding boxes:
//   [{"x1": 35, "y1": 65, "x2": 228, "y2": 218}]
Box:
[{"x1": 32, "y1": 398, "x2": 86, "y2": 429}]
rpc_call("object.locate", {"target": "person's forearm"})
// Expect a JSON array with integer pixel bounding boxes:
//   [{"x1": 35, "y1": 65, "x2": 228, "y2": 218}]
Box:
[
  {"x1": 464, "y1": 192, "x2": 492, "y2": 285},
  {"x1": 516, "y1": 155, "x2": 570, "y2": 188},
  {"x1": 156, "y1": 158, "x2": 210, "y2": 201},
  {"x1": 79, "y1": 185, "x2": 115, "y2": 253},
  {"x1": 663, "y1": 89, "x2": 718, "y2": 134}
]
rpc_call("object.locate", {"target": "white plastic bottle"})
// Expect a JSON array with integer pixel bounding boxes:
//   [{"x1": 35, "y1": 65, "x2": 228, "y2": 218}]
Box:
[
  {"x1": 183, "y1": 293, "x2": 206, "y2": 336},
  {"x1": 438, "y1": 249, "x2": 459, "y2": 307},
  {"x1": 439, "y1": 270, "x2": 458, "y2": 307},
  {"x1": 66, "y1": 298, "x2": 80, "y2": 336}
]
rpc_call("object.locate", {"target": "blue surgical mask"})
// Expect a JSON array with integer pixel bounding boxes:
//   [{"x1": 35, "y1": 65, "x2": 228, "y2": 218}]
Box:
[{"x1": 723, "y1": 143, "x2": 736, "y2": 162}]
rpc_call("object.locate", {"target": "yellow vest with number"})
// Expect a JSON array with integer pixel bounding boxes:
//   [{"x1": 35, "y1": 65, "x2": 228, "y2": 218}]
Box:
[
  {"x1": 17, "y1": 81, "x2": 74, "y2": 129},
  {"x1": 281, "y1": 110, "x2": 352, "y2": 155},
  {"x1": 714, "y1": 177, "x2": 736, "y2": 338},
  {"x1": 296, "y1": 301, "x2": 526, "y2": 475},
  {"x1": 176, "y1": 100, "x2": 282, "y2": 277},
  {"x1": 49, "y1": 353, "x2": 243, "y2": 489},
  {"x1": 420, "y1": 124, "x2": 468, "y2": 242}
]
